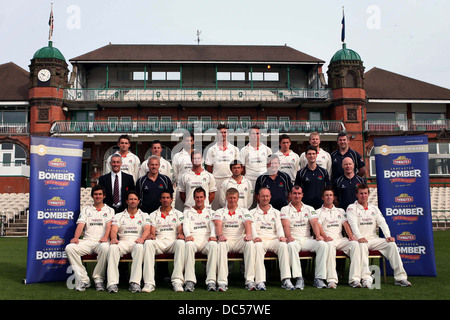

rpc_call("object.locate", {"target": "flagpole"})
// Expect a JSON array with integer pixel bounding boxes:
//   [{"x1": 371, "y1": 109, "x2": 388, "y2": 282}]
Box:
[{"x1": 48, "y1": 3, "x2": 54, "y2": 43}]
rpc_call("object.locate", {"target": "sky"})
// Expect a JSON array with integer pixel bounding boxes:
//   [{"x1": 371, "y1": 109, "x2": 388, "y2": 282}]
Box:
[{"x1": 1, "y1": 0, "x2": 449, "y2": 89}]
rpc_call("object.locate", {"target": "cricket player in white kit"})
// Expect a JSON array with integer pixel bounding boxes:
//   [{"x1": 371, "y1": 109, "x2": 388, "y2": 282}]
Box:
[
  {"x1": 205, "y1": 124, "x2": 240, "y2": 210},
  {"x1": 250, "y1": 188, "x2": 293, "y2": 291},
  {"x1": 142, "y1": 191, "x2": 186, "y2": 293},
  {"x1": 217, "y1": 160, "x2": 254, "y2": 209},
  {"x1": 213, "y1": 188, "x2": 256, "y2": 291},
  {"x1": 280, "y1": 186, "x2": 329, "y2": 289},
  {"x1": 106, "y1": 191, "x2": 151, "y2": 293},
  {"x1": 182, "y1": 187, "x2": 218, "y2": 292},
  {"x1": 240, "y1": 125, "x2": 272, "y2": 191},
  {"x1": 172, "y1": 133, "x2": 194, "y2": 211},
  {"x1": 65, "y1": 185, "x2": 115, "y2": 291},
  {"x1": 104, "y1": 134, "x2": 141, "y2": 182},
  {"x1": 346, "y1": 184, "x2": 411, "y2": 288},
  {"x1": 179, "y1": 150, "x2": 216, "y2": 210},
  {"x1": 312, "y1": 186, "x2": 361, "y2": 288},
  {"x1": 299, "y1": 132, "x2": 332, "y2": 176},
  {"x1": 275, "y1": 134, "x2": 300, "y2": 183},
  {"x1": 138, "y1": 140, "x2": 174, "y2": 181}
]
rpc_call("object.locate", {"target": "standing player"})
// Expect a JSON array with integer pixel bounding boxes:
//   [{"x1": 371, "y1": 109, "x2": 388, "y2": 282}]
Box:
[
  {"x1": 104, "y1": 134, "x2": 141, "y2": 182},
  {"x1": 213, "y1": 188, "x2": 256, "y2": 291},
  {"x1": 280, "y1": 186, "x2": 329, "y2": 289},
  {"x1": 254, "y1": 154, "x2": 293, "y2": 210},
  {"x1": 250, "y1": 188, "x2": 293, "y2": 291},
  {"x1": 106, "y1": 191, "x2": 151, "y2": 293},
  {"x1": 135, "y1": 155, "x2": 174, "y2": 214},
  {"x1": 142, "y1": 190, "x2": 186, "y2": 293},
  {"x1": 295, "y1": 146, "x2": 330, "y2": 209},
  {"x1": 65, "y1": 185, "x2": 115, "y2": 291},
  {"x1": 178, "y1": 149, "x2": 216, "y2": 210},
  {"x1": 312, "y1": 186, "x2": 361, "y2": 289},
  {"x1": 333, "y1": 157, "x2": 366, "y2": 210},
  {"x1": 346, "y1": 184, "x2": 411, "y2": 288},
  {"x1": 205, "y1": 124, "x2": 240, "y2": 210},
  {"x1": 275, "y1": 134, "x2": 300, "y2": 183},
  {"x1": 330, "y1": 132, "x2": 366, "y2": 183},
  {"x1": 240, "y1": 125, "x2": 272, "y2": 191},
  {"x1": 299, "y1": 132, "x2": 332, "y2": 175},
  {"x1": 172, "y1": 132, "x2": 194, "y2": 211},
  {"x1": 182, "y1": 187, "x2": 218, "y2": 292},
  {"x1": 217, "y1": 160, "x2": 254, "y2": 209},
  {"x1": 138, "y1": 140, "x2": 173, "y2": 181}
]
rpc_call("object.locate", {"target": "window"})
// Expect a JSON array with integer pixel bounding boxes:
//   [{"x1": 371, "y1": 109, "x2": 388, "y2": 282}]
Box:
[
  {"x1": 248, "y1": 72, "x2": 279, "y2": 81},
  {"x1": 132, "y1": 71, "x2": 148, "y2": 81},
  {"x1": 217, "y1": 72, "x2": 245, "y2": 81},
  {"x1": 0, "y1": 143, "x2": 27, "y2": 166},
  {"x1": 309, "y1": 111, "x2": 321, "y2": 121},
  {"x1": 151, "y1": 71, "x2": 180, "y2": 81},
  {"x1": 0, "y1": 111, "x2": 27, "y2": 123}
]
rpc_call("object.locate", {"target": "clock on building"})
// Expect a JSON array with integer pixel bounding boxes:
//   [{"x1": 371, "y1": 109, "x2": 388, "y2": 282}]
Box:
[{"x1": 37, "y1": 68, "x2": 51, "y2": 82}]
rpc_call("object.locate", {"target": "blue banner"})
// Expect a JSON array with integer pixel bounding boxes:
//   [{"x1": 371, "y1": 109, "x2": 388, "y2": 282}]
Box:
[
  {"x1": 374, "y1": 135, "x2": 437, "y2": 276},
  {"x1": 25, "y1": 136, "x2": 83, "y2": 284}
]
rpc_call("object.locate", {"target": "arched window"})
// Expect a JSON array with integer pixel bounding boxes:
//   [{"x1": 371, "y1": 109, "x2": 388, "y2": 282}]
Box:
[
  {"x1": 345, "y1": 71, "x2": 357, "y2": 87},
  {"x1": 0, "y1": 143, "x2": 27, "y2": 166}
]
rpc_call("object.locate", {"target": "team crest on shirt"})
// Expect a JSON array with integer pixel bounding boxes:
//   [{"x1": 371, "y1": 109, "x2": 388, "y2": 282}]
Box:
[
  {"x1": 159, "y1": 184, "x2": 164, "y2": 189},
  {"x1": 278, "y1": 182, "x2": 284, "y2": 187}
]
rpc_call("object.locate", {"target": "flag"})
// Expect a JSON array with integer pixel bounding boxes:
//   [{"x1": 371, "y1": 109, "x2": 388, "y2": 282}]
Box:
[
  {"x1": 341, "y1": 9, "x2": 345, "y2": 42},
  {"x1": 48, "y1": 4, "x2": 54, "y2": 40}
]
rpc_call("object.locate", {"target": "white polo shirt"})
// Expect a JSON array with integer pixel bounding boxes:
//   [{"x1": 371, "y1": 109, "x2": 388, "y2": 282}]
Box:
[
  {"x1": 112, "y1": 209, "x2": 150, "y2": 242},
  {"x1": 171, "y1": 149, "x2": 193, "y2": 184},
  {"x1": 178, "y1": 169, "x2": 217, "y2": 208},
  {"x1": 249, "y1": 205, "x2": 284, "y2": 241},
  {"x1": 240, "y1": 143, "x2": 272, "y2": 181},
  {"x1": 314, "y1": 205, "x2": 347, "y2": 239},
  {"x1": 76, "y1": 204, "x2": 115, "y2": 241},
  {"x1": 275, "y1": 150, "x2": 300, "y2": 182},
  {"x1": 280, "y1": 202, "x2": 316, "y2": 239},
  {"x1": 346, "y1": 201, "x2": 391, "y2": 240},
  {"x1": 182, "y1": 206, "x2": 216, "y2": 239},
  {"x1": 213, "y1": 207, "x2": 252, "y2": 241},
  {"x1": 217, "y1": 177, "x2": 254, "y2": 209},
  {"x1": 205, "y1": 142, "x2": 240, "y2": 179},
  {"x1": 149, "y1": 207, "x2": 184, "y2": 242}
]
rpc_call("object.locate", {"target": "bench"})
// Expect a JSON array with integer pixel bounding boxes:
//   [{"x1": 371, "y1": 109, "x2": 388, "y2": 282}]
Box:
[{"x1": 81, "y1": 250, "x2": 387, "y2": 283}]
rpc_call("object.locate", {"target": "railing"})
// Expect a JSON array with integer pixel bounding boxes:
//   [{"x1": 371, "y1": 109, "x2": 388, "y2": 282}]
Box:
[
  {"x1": 63, "y1": 88, "x2": 332, "y2": 102},
  {"x1": 0, "y1": 162, "x2": 30, "y2": 177},
  {"x1": 50, "y1": 120, "x2": 345, "y2": 135},
  {"x1": 365, "y1": 119, "x2": 450, "y2": 132},
  {"x1": 0, "y1": 123, "x2": 29, "y2": 134}
]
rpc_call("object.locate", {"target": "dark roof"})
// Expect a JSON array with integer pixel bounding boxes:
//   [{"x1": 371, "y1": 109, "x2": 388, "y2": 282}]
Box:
[
  {"x1": 0, "y1": 62, "x2": 29, "y2": 101},
  {"x1": 365, "y1": 67, "x2": 450, "y2": 100},
  {"x1": 70, "y1": 44, "x2": 324, "y2": 64}
]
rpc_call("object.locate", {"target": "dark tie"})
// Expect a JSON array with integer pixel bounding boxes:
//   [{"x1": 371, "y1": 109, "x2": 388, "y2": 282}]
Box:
[{"x1": 113, "y1": 174, "x2": 119, "y2": 205}]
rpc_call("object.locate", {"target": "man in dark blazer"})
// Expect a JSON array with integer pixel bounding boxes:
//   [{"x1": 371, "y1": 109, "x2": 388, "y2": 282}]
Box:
[{"x1": 98, "y1": 154, "x2": 135, "y2": 213}]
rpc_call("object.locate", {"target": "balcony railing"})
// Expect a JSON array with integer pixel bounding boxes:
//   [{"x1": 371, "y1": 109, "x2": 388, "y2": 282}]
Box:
[
  {"x1": 0, "y1": 123, "x2": 29, "y2": 135},
  {"x1": 50, "y1": 120, "x2": 345, "y2": 135},
  {"x1": 63, "y1": 88, "x2": 332, "y2": 102},
  {"x1": 365, "y1": 119, "x2": 450, "y2": 132}
]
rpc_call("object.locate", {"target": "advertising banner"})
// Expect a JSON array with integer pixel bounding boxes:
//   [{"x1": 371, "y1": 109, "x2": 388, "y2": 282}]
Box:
[
  {"x1": 374, "y1": 135, "x2": 437, "y2": 276},
  {"x1": 25, "y1": 136, "x2": 83, "y2": 284}
]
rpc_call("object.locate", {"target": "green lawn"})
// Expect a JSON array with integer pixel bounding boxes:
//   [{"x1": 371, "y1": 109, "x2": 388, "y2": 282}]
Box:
[{"x1": 1, "y1": 231, "x2": 449, "y2": 303}]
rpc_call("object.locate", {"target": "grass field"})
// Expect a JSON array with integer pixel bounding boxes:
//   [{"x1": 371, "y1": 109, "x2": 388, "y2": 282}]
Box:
[{"x1": 1, "y1": 231, "x2": 449, "y2": 305}]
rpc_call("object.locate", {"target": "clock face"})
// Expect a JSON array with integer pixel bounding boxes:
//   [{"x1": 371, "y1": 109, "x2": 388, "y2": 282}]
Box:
[{"x1": 38, "y1": 69, "x2": 51, "y2": 82}]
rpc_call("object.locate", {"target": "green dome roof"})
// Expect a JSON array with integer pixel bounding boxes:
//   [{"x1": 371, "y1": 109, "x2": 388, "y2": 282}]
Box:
[
  {"x1": 330, "y1": 43, "x2": 361, "y2": 63},
  {"x1": 32, "y1": 41, "x2": 65, "y2": 61}
]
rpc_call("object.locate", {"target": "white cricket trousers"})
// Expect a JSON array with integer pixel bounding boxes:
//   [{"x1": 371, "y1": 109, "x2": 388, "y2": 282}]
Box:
[
  {"x1": 185, "y1": 238, "x2": 218, "y2": 285},
  {"x1": 65, "y1": 240, "x2": 110, "y2": 284},
  {"x1": 325, "y1": 238, "x2": 361, "y2": 284},
  {"x1": 217, "y1": 239, "x2": 256, "y2": 286},
  {"x1": 359, "y1": 238, "x2": 408, "y2": 283},
  {"x1": 288, "y1": 238, "x2": 328, "y2": 280},
  {"x1": 107, "y1": 240, "x2": 144, "y2": 287},
  {"x1": 143, "y1": 239, "x2": 186, "y2": 286},
  {"x1": 255, "y1": 239, "x2": 290, "y2": 283}
]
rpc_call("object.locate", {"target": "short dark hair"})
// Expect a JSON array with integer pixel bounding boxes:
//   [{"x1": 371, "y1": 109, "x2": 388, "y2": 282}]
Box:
[
  {"x1": 159, "y1": 189, "x2": 173, "y2": 199},
  {"x1": 217, "y1": 124, "x2": 228, "y2": 130},
  {"x1": 151, "y1": 140, "x2": 162, "y2": 147},
  {"x1": 229, "y1": 159, "x2": 244, "y2": 169},
  {"x1": 279, "y1": 134, "x2": 291, "y2": 143},
  {"x1": 91, "y1": 184, "x2": 106, "y2": 197},
  {"x1": 356, "y1": 183, "x2": 370, "y2": 194},
  {"x1": 321, "y1": 185, "x2": 335, "y2": 197},
  {"x1": 127, "y1": 190, "x2": 139, "y2": 200},
  {"x1": 306, "y1": 145, "x2": 318, "y2": 153},
  {"x1": 337, "y1": 131, "x2": 348, "y2": 139},
  {"x1": 193, "y1": 187, "x2": 206, "y2": 197},
  {"x1": 118, "y1": 134, "x2": 131, "y2": 143}
]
